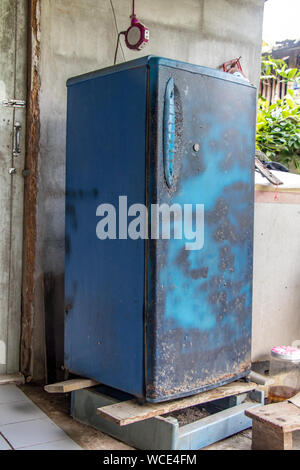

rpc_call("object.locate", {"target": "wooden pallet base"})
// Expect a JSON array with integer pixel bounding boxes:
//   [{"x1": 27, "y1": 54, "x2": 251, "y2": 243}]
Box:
[
  {"x1": 71, "y1": 382, "x2": 264, "y2": 450},
  {"x1": 44, "y1": 378, "x2": 99, "y2": 394},
  {"x1": 97, "y1": 381, "x2": 257, "y2": 426}
]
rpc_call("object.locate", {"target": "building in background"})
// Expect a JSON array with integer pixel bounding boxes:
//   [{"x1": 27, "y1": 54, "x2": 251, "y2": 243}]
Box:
[{"x1": 260, "y1": 39, "x2": 300, "y2": 103}]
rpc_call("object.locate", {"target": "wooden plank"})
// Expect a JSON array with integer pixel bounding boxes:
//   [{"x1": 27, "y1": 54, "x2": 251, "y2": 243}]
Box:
[
  {"x1": 289, "y1": 392, "x2": 300, "y2": 409},
  {"x1": 251, "y1": 420, "x2": 293, "y2": 450},
  {"x1": 97, "y1": 381, "x2": 257, "y2": 426},
  {"x1": 254, "y1": 158, "x2": 283, "y2": 186},
  {"x1": 0, "y1": 373, "x2": 25, "y2": 385},
  {"x1": 246, "y1": 401, "x2": 300, "y2": 433},
  {"x1": 44, "y1": 378, "x2": 99, "y2": 394}
]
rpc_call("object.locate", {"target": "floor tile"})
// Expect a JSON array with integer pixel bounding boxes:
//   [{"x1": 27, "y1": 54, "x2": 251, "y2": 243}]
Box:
[
  {"x1": 0, "y1": 417, "x2": 67, "y2": 449},
  {"x1": 20, "y1": 438, "x2": 82, "y2": 450},
  {"x1": 0, "y1": 401, "x2": 45, "y2": 425},
  {"x1": 0, "y1": 434, "x2": 12, "y2": 450},
  {"x1": 0, "y1": 385, "x2": 31, "y2": 405}
]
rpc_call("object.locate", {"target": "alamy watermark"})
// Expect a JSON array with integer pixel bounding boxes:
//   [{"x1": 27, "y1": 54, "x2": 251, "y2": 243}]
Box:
[{"x1": 96, "y1": 196, "x2": 204, "y2": 251}]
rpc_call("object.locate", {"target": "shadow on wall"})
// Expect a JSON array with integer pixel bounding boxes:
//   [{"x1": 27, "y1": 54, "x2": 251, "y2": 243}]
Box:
[{"x1": 44, "y1": 272, "x2": 65, "y2": 384}]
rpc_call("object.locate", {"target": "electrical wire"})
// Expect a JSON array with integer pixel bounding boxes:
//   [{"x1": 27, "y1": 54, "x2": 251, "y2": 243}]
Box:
[
  {"x1": 114, "y1": 31, "x2": 126, "y2": 65},
  {"x1": 110, "y1": 0, "x2": 126, "y2": 64}
]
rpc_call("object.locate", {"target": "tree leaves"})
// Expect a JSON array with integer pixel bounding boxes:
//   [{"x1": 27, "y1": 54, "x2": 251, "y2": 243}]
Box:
[
  {"x1": 256, "y1": 91, "x2": 300, "y2": 170},
  {"x1": 257, "y1": 56, "x2": 300, "y2": 172},
  {"x1": 261, "y1": 56, "x2": 300, "y2": 84}
]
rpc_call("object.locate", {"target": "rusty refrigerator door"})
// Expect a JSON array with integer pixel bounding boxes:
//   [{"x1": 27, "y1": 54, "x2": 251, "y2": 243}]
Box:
[{"x1": 145, "y1": 58, "x2": 256, "y2": 402}]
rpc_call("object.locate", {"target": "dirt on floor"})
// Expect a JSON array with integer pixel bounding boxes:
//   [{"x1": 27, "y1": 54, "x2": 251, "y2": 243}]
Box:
[
  {"x1": 18, "y1": 384, "x2": 133, "y2": 450},
  {"x1": 165, "y1": 406, "x2": 210, "y2": 425}
]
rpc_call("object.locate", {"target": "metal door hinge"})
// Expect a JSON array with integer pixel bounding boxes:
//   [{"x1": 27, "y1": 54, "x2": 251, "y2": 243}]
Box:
[{"x1": 1, "y1": 99, "x2": 26, "y2": 108}]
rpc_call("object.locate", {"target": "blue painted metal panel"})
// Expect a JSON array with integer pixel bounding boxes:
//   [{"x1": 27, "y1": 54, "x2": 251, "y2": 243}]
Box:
[
  {"x1": 177, "y1": 401, "x2": 260, "y2": 450},
  {"x1": 146, "y1": 60, "x2": 256, "y2": 402},
  {"x1": 65, "y1": 66, "x2": 148, "y2": 397}
]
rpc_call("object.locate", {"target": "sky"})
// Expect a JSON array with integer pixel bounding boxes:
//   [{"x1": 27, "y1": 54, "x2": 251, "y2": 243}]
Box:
[{"x1": 263, "y1": 0, "x2": 300, "y2": 46}]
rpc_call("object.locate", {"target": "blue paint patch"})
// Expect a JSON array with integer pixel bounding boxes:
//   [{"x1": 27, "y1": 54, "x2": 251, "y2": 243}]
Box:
[{"x1": 146, "y1": 61, "x2": 256, "y2": 401}]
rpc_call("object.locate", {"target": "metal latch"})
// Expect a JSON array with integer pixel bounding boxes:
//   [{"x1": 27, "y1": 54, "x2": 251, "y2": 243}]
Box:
[{"x1": 1, "y1": 99, "x2": 26, "y2": 108}]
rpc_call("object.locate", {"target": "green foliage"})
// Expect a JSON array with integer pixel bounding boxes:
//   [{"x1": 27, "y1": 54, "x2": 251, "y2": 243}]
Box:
[
  {"x1": 256, "y1": 90, "x2": 300, "y2": 171},
  {"x1": 261, "y1": 55, "x2": 300, "y2": 83},
  {"x1": 257, "y1": 55, "x2": 300, "y2": 172}
]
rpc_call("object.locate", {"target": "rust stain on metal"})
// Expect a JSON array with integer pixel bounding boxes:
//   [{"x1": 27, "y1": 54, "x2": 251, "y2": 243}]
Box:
[
  {"x1": 146, "y1": 347, "x2": 251, "y2": 401},
  {"x1": 21, "y1": 0, "x2": 41, "y2": 378}
]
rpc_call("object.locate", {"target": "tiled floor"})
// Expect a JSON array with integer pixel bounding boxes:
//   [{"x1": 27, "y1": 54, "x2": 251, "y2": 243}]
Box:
[{"x1": 0, "y1": 385, "x2": 81, "y2": 450}]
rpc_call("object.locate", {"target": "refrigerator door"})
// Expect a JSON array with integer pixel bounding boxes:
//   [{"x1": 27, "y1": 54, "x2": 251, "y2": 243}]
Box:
[
  {"x1": 65, "y1": 64, "x2": 148, "y2": 397},
  {"x1": 146, "y1": 58, "x2": 256, "y2": 402}
]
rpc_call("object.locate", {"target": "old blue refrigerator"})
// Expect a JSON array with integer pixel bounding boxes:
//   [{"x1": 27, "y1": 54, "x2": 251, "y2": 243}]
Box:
[{"x1": 65, "y1": 56, "x2": 256, "y2": 403}]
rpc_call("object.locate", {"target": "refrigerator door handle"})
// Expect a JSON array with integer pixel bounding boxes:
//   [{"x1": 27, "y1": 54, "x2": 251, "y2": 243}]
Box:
[{"x1": 163, "y1": 78, "x2": 175, "y2": 188}]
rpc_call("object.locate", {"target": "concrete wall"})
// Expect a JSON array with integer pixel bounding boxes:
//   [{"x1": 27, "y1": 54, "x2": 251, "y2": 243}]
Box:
[
  {"x1": 32, "y1": 0, "x2": 265, "y2": 380},
  {"x1": 253, "y1": 202, "x2": 300, "y2": 361},
  {"x1": 252, "y1": 177, "x2": 300, "y2": 362}
]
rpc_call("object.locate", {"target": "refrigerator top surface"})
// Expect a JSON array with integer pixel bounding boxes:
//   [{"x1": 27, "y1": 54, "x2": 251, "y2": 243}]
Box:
[{"x1": 67, "y1": 55, "x2": 256, "y2": 90}]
